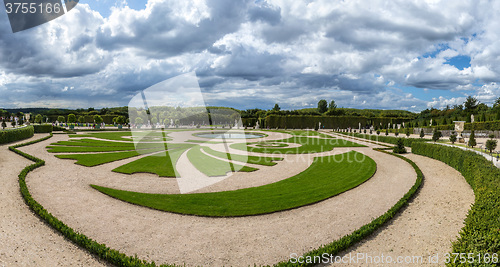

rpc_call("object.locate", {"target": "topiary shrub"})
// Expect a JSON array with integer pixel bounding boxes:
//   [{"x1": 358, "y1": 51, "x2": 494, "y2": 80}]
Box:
[
  {"x1": 469, "y1": 130, "x2": 476, "y2": 147},
  {"x1": 392, "y1": 138, "x2": 407, "y2": 154}
]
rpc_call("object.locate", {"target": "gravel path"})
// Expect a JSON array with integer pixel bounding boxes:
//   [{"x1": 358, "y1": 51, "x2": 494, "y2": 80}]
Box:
[
  {"x1": 18, "y1": 134, "x2": 416, "y2": 266},
  {"x1": 327, "y1": 153, "x2": 474, "y2": 266},
  {"x1": 0, "y1": 134, "x2": 106, "y2": 267}
]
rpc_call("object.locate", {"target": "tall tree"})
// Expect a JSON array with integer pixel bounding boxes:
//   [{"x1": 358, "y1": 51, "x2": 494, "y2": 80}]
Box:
[
  {"x1": 317, "y1": 99, "x2": 328, "y2": 113},
  {"x1": 464, "y1": 96, "x2": 479, "y2": 113},
  {"x1": 328, "y1": 100, "x2": 337, "y2": 110},
  {"x1": 272, "y1": 103, "x2": 281, "y2": 112}
]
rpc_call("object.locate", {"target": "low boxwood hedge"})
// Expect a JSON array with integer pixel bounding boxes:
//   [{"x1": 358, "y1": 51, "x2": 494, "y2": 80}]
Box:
[
  {"x1": 11, "y1": 134, "x2": 425, "y2": 267},
  {"x1": 274, "y1": 149, "x2": 423, "y2": 266},
  {"x1": 0, "y1": 125, "x2": 34, "y2": 144},
  {"x1": 411, "y1": 142, "x2": 500, "y2": 266},
  {"x1": 9, "y1": 134, "x2": 177, "y2": 267},
  {"x1": 33, "y1": 124, "x2": 53, "y2": 133}
]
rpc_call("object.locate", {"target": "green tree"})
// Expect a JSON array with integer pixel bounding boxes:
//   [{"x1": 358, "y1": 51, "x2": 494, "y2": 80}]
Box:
[
  {"x1": 57, "y1": 115, "x2": 65, "y2": 123},
  {"x1": 1, "y1": 120, "x2": 6, "y2": 129},
  {"x1": 93, "y1": 115, "x2": 103, "y2": 124},
  {"x1": 494, "y1": 96, "x2": 500, "y2": 109},
  {"x1": 34, "y1": 114, "x2": 43, "y2": 124},
  {"x1": 116, "y1": 116, "x2": 125, "y2": 125},
  {"x1": 317, "y1": 99, "x2": 328, "y2": 113},
  {"x1": 395, "y1": 130, "x2": 399, "y2": 137},
  {"x1": 135, "y1": 117, "x2": 144, "y2": 125},
  {"x1": 67, "y1": 114, "x2": 76, "y2": 123},
  {"x1": 449, "y1": 132, "x2": 457, "y2": 144},
  {"x1": 11, "y1": 120, "x2": 16, "y2": 128},
  {"x1": 78, "y1": 116, "x2": 85, "y2": 124},
  {"x1": 405, "y1": 127, "x2": 411, "y2": 137},
  {"x1": 376, "y1": 130, "x2": 380, "y2": 135},
  {"x1": 420, "y1": 128, "x2": 425, "y2": 138},
  {"x1": 385, "y1": 129, "x2": 389, "y2": 136},
  {"x1": 469, "y1": 130, "x2": 477, "y2": 148},
  {"x1": 272, "y1": 103, "x2": 280, "y2": 112},
  {"x1": 393, "y1": 138, "x2": 407, "y2": 154},
  {"x1": 329, "y1": 100, "x2": 337, "y2": 110},
  {"x1": 497, "y1": 110, "x2": 500, "y2": 121},
  {"x1": 432, "y1": 129, "x2": 442, "y2": 142},
  {"x1": 486, "y1": 139, "x2": 497, "y2": 154},
  {"x1": 464, "y1": 96, "x2": 478, "y2": 114},
  {"x1": 481, "y1": 113, "x2": 487, "y2": 122}
]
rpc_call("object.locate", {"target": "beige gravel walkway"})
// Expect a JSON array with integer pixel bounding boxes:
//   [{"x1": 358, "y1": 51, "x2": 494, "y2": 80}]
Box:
[
  {"x1": 327, "y1": 153, "x2": 474, "y2": 266},
  {"x1": 0, "y1": 134, "x2": 106, "y2": 267},
  {"x1": 18, "y1": 134, "x2": 416, "y2": 266}
]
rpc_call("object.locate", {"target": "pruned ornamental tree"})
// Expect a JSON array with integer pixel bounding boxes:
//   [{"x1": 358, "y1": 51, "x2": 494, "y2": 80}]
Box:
[
  {"x1": 94, "y1": 115, "x2": 103, "y2": 124},
  {"x1": 395, "y1": 130, "x2": 399, "y2": 137},
  {"x1": 376, "y1": 130, "x2": 380, "y2": 135},
  {"x1": 11, "y1": 120, "x2": 16, "y2": 128},
  {"x1": 393, "y1": 138, "x2": 407, "y2": 154},
  {"x1": 35, "y1": 114, "x2": 43, "y2": 124},
  {"x1": 68, "y1": 114, "x2": 76, "y2": 123},
  {"x1": 420, "y1": 128, "x2": 425, "y2": 138},
  {"x1": 486, "y1": 134, "x2": 497, "y2": 154},
  {"x1": 78, "y1": 116, "x2": 85, "y2": 124},
  {"x1": 385, "y1": 129, "x2": 389, "y2": 136},
  {"x1": 1, "y1": 120, "x2": 6, "y2": 129},
  {"x1": 405, "y1": 127, "x2": 411, "y2": 137},
  {"x1": 432, "y1": 129, "x2": 442, "y2": 143},
  {"x1": 449, "y1": 132, "x2": 457, "y2": 144},
  {"x1": 57, "y1": 115, "x2": 65, "y2": 123},
  {"x1": 469, "y1": 130, "x2": 477, "y2": 148}
]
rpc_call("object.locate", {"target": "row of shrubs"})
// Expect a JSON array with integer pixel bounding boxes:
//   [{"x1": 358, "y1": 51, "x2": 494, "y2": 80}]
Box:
[
  {"x1": 411, "y1": 143, "x2": 500, "y2": 265},
  {"x1": 0, "y1": 125, "x2": 34, "y2": 144},
  {"x1": 337, "y1": 132, "x2": 430, "y2": 147},
  {"x1": 9, "y1": 135, "x2": 176, "y2": 267},
  {"x1": 275, "y1": 149, "x2": 423, "y2": 266},
  {"x1": 265, "y1": 115, "x2": 409, "y2": 130},
  {"x1": 33, "y1": 124, "x2": 53, "y2": 133},
  {"x1": 420, "y1": 120, "x2": 500, "y2": 131}
]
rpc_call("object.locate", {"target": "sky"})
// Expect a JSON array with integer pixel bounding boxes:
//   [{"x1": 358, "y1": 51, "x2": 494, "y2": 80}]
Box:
[{"x1": 0, "y1": 0, "x2": 500, "y2": 112}]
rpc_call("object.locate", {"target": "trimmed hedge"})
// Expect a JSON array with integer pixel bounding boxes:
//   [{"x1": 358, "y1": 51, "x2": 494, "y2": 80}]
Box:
[
  {"x1": 9, "y1": 135, "x2": 177, "y2": 267},
  {"x1": 274, "y1": 149, "x2": 423, "y2": 266},
  {"x1": 0, "y1": 126, "x2": 34, "y2": 144},
  {"x1": 411, "y1": 143, "x2": 500, "y2": 266},
  {"x1": 33, "y1": 124, "x2": 53, "y2": 133},
  {"x1": 265, "y1": 115, "x2": 409, "y2": 130},
  {"x1": 337, "y1": 132, "x2": 430, "y2": 147}
]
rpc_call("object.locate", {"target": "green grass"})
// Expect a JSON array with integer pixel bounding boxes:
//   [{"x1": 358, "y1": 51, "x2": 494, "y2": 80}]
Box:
[
  {"x1": 187, "y1": 146, "x2": 258, "y2": 176},
  {"x1": 288, "y1": 130, "x2": 335, "y2": 138},
  {"x1": 92, "y1": 151, "x2": 376, "y2": 217},
  {"x1": 112, "y1": 145, "x2": 195, "y2": 177},
  {"x1": 231, "y1": 136, "x2": 365, "y2": 154},
  {"x1": 69, "y1": 132, "x2": 133, "y2": 141},
  {"x1": 54, "y1": 148, "x2": 164, "y2": 167},
  {"x1": 201, "y1": 146, "x2": 282, "y2": 166}
]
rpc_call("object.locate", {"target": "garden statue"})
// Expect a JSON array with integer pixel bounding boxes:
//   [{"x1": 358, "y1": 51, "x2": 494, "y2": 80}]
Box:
[
  {"x1": 471, "y1": 114, "x2": 475, "y2": 123},
  {"x1": 255, "y1": 121, "x2": 260, "y2": 129}
]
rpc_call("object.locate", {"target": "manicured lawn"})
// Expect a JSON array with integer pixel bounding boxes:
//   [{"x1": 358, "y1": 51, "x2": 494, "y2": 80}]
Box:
[
  {"x1": 54, "y1": 148, "x2": 164, "y2": 167},
  {"x1": 69, "y1": 132, "x2": 133, "y2": 142},
  {"x1": 92, "y1": 151, "x2": 376, "y2": 217},
  {"x1": 231, "y1": 136, "x2": 364, "y2": 154},
  {"x1": 112, "y1": 147, "x2": 191, "y2": 177},
  {"x1": 201, "y1": 146, "x2": 282, "y2": 166},
  {"x1": 187, "y1": 146, "x2": 257, "y2": 176}
]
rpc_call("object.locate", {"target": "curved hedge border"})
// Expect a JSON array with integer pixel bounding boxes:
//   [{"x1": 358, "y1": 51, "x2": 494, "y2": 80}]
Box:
[
  {"x1": 33, "y1": 124, "x2": 53, "y2": 133},
  {"x1": 9, "y1": 134, "x2": 177, "y2": 267},
  {"x1": 0, "y1": 125, "x2": 34, "y2": 144},
  {"x1": 10, "y1": 135, "x2": 423, "y2": 267},
  {"x1": 411, "y1": 142, "x2": 500, "y2": 266},
  {"x1": 273, "y1": 149, "x2": 423, "y2": 267}
]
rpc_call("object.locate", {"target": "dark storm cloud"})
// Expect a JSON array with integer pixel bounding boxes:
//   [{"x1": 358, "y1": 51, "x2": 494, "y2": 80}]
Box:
[{"x1": 96, "y1": 0, "x2": 250, "y2": 58}]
